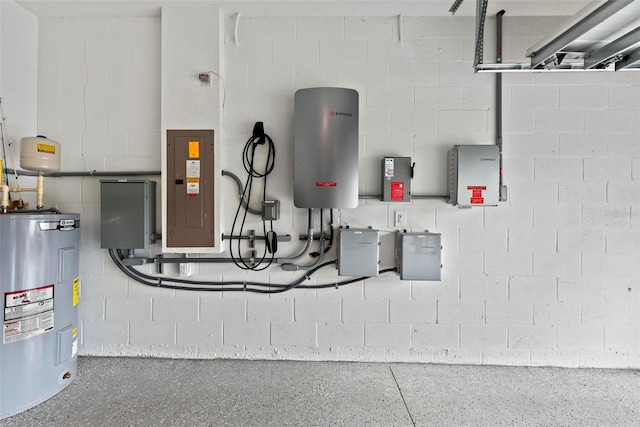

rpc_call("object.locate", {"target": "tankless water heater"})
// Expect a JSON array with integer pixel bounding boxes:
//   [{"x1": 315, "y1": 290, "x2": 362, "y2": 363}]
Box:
[{"x1": 294, "y1": 87, "x2": 359, "y2": 208}]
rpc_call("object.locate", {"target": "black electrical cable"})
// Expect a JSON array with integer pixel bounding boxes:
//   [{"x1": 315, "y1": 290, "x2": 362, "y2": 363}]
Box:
[
  {"x1": 109, "y1": 249, "x2": 396, "y2": 293},
  {"x1": 110, "y1": 248, "x2": 331, "y2": 293},
  {"x1": 229, "y1": 125, "x2": 276, "y2": 271},
  {"x1": 296, "y1": 268, "x2": 397, "y2": 289},
  {"x1": 325, "y1": 209, "x2": 334, "y2": 253}
]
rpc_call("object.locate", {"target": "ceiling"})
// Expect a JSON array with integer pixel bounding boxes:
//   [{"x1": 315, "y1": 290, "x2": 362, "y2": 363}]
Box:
[{"x1": 16, "y1": 0, "x2": 592, "y2": 18}]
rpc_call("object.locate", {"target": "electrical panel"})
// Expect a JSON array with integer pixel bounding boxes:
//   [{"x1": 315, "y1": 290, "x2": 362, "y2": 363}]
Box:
[
  {"x1": 448, "y1": 145, "x2": 500, "y2": 207},
  {"x1": 381, "y1": 157, "x2": 412, "y2": 202},
  {"x1": 100, "y1": 180, "x2": 156, "y2": 249},
  {"x1": 395, "y1": 231, "x2": 442, "y2": 281},
  {"x1": 338, "y1": 228, "x2": 379, "y2": 277},
  {"x1": 166, "y1": 130, "x2": 215, "y2": 248},
  {"x1": 294, "y1": 87, "x2": 359, "y2": 209}
]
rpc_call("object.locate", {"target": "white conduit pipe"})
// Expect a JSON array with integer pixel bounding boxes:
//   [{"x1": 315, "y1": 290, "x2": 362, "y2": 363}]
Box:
[{"x1": 1, "y1": 172, "x2": 45, "y2": 211}]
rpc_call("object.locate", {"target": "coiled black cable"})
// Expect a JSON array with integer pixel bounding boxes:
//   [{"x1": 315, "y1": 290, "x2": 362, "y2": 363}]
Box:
[{"x1": 229, "y1": 123, "x2": 276, "y2": 271}]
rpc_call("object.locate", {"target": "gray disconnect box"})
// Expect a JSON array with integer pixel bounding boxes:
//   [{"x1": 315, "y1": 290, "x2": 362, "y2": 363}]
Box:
[
  {"x1": 100, "y1": 180, "x2": 156, "y2": 249},
  {"x1": 395, "y1": 231, "x2": 442, "y2": 281},
  {"x1": 381, "y1": 157, "x2": 412, "y2": 202},
  {"x1": 338, "y1": 228, "x2": 379, "y2": 276},
  {"x1": 448, "y1": 145, "x2": 499, "y2": 207}
]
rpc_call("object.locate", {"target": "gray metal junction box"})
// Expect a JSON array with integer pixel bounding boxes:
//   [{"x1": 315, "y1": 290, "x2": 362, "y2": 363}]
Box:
[
  {"x1": 100, "y1": 180, "x2": 156, "y2": 249},
  {"x1": 448, "y1": 145, "x2": 499, "y2": 207},
  {"x1": 381, "y1": 157, "x2": 412, "y2": 202},
  {"x1": 395, "y1": 231, "x2": 442, "y2": 281},
  {"x1": 338, "y1": 228, "x2": 380, "y2": 276}
]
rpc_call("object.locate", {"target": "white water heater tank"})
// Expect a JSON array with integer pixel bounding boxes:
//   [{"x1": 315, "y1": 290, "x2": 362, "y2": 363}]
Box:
[
  {"x1": 294, "y1": 87, "x2": 359, "y2": 209},
  {"x1": 20, "y1": 136, "x2": 61, "y2": 173}
]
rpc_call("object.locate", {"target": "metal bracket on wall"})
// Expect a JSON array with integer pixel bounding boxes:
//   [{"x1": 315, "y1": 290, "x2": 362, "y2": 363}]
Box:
[{"x1": 473, "y1": 0, "x2": 489, "y2": 70}]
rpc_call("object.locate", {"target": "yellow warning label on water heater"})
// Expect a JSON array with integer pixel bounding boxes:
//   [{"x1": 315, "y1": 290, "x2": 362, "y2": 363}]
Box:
[
  {"x1": 188, "y1": 141, "x2": 200, "y2": 158},
  {"x1": 72, "y1": 277, "x2": 80, "y2": 307},
  {"x1": 72, "y1": 327, "x2": 78, "y2": 338},
  {"x1": 36, "y1": 143, "x2": 56, "y2": 154}
]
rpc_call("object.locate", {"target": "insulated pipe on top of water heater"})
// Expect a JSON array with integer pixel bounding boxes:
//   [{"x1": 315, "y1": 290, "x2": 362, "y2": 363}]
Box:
[{"x1": 293, "y1": 87, "x2": 359, "y2": 209}]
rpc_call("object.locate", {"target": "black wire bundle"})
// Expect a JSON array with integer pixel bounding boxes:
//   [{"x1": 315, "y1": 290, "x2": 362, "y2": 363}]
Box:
[
  {"x1": 109, "y1": 249, "x2": 396, "y2": 293},
  {"x1": 229, "y1": 122, "x2": 276, "y2": 271}
]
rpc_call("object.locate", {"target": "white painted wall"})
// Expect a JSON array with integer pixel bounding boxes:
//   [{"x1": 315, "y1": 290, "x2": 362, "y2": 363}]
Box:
[
  {"x1": 161, "y1": 5, "x2": 224, "y2": 254},
  {"x1": 0, "y1": 0, "x2": 38, "y2": 198},
  {"x1": 34, "y1": 6, "x2": 639, "y2": 368}
]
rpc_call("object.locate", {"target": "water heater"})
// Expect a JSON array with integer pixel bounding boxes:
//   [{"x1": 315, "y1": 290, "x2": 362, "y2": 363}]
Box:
[
  {"x1": 294, "y1": 87, "x2": 359, "y2": 208},
  {"x1": 0, "y1": 213, "x2": 80, "y2": 420}
]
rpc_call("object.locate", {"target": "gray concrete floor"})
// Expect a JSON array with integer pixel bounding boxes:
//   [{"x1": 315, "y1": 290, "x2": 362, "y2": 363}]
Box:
[{"x1": 1, "y1": 357, "x2": 639, "y2": 426}]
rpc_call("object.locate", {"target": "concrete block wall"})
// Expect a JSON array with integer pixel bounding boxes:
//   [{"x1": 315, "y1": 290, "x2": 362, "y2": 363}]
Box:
[{"x1": 30, "y1": 9, "x2": 640, "y2": 368}]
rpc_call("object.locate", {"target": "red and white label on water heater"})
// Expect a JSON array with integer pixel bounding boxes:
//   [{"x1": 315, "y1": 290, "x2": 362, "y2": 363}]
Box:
[
  {"x1": 3, "y1": 285, "x2": 55, "y2": 344},
  {"x1": 467, "y1": 186, "x2": 486, "y2": 205},
  {"x1": 316, "y1": 182, "x2": 337, "y2": 187}
]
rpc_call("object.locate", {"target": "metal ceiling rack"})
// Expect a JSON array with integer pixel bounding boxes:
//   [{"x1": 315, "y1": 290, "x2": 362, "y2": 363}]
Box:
[{"x1": 470, "y1": 0, "x2": 640, "y2": 72}]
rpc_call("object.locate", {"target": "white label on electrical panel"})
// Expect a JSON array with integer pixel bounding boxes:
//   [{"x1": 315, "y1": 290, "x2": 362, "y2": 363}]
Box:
[
  {"x1": 384, "y1": 158, "x2": 394, "y2": 180},
  {"x1": 186, "y1": 160, "x2": 200, "y2": 178},
  {"x1": 3, "y1": 285, "x2": 55, "y2": 344},
  {"x1": 186, "y1": 160, "x2": 201, "y2": 195}
]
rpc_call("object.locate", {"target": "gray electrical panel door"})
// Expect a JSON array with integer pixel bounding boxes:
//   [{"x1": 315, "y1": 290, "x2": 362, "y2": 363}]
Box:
[
  {"x1": 338, "y1": 228, "x2": 379, "y2": 276},
  {"x1": 294, "y1": 87, "x2": 359, "y2": 209},
  {"x1": 382, "y1": 157, "x2": 412, "y2": 202},
  {"x1": 448, "y1": 145, "x2": 499, "y2": 207},
  {"x1": 100, "y1": 180, "x2": 156, "y2": 249},
  {"x1": 395, "y1": 231, "x2": 441, "y2": 281},
  {"x1": 0, "y1": 213, "x2": 80, "y2": 420}
]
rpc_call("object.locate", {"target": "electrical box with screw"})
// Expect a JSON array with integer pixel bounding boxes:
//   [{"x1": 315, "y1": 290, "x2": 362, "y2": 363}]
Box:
[
  {"x1": 338, "y1": 228, "x2": 380, "y2": 277},
  {"x1": 381, "y1": 157, "x2": 412, "y2": 202},
  {"x1": 395, "y1": 231, "x2": 442, "y2": 281}
]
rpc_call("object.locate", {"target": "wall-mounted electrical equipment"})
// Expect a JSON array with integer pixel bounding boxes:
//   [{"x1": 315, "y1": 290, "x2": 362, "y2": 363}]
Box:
[
  {"x1": 294, "y1": 87, "x2": 359, "y2": 209},
  {"x1": 261, "y1": 200, "x2": 280, "y2": 221},
  {"x1": 381, "y1": 157, "x2": 412, "y2": 202},
  {"x1": 100, "y1": 180, "x2": 156, "y2": 249},
  {"x1": 448, "y1": 145, "x2": 500, "y2": 207},
  {"x1": 395, "y1": 231, "x2": 442, "y2": 281},
  {"x1": 338, "y1": 228, "x2": 379, "y2": 277},
  {"x1": 165, "y1": 130, "x2": 217, "y2": 250}
]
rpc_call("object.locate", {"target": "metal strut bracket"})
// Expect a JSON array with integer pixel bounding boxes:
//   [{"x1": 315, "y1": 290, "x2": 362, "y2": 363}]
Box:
[{"x1": 473, "y1": 0, "x2": 489, "y2": 70}]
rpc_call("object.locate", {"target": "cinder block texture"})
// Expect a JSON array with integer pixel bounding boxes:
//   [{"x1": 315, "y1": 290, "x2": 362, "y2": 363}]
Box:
[{"x1": 34, "y1": 12, "x2": 639, "y2": 369}]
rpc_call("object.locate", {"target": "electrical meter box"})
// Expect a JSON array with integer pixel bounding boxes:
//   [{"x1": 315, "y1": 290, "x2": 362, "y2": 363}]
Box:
[
  {"x1": 100, "y1": 180, "x2": 156, "y2": 249},
  {"x1": 448, "y1": 145, "x2": 499, "y2": 207},
  {"x1": 395, "y1": 231, "x2": 441, "y2": 281},
  {"x1": 338, "y1": 228, "x2": 379, "y2": 276},
  {"x1": 381, "y1": 157, "x2": 412, "y2": 202}
]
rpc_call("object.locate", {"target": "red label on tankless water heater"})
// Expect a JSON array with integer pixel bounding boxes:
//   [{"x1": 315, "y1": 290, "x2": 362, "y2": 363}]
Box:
[
  {"x1": 316, "y1": 182, "x2": 337, "y2": 187},
  {"x1": 391, "y1": 182, "x2": 404, "y2": 201},
  {"x1": 467, "y1": 186, "x2": 486, "y2": 205},
  {"x1": 3, "y1": 285, "x2": 54, "y2": 344}
]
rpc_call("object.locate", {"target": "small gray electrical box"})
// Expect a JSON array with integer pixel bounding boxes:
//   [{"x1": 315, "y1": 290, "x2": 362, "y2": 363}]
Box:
[
  {"x1": 381, "y1": 157, "x2": 412, "y2": 202},
  {"x1": 262, "y1": 200, "x2": 280, "y2": 221},
  {"x1": 395, "y1": 231, "x2": 441, "y2": 281},
  {"x1": 448, "y1": 145, "x2": 499, "y2": 207},
  {"x1": 338, "y1": 228, "x2": 379, "y2": 277},
  {"x1": 100, "y1": 180, "x2": 156, "y2": 249}
]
